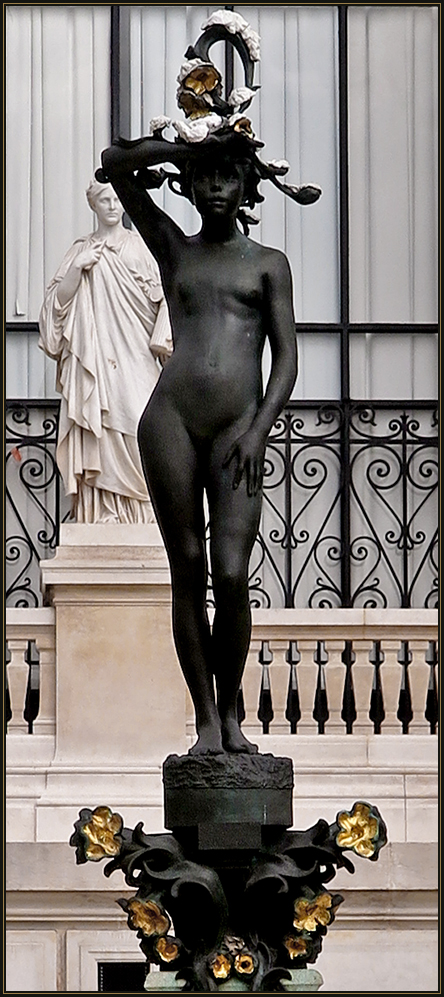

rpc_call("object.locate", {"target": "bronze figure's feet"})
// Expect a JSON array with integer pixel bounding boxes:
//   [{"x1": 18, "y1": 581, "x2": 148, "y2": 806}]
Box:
[
  {"x1": 188, "y1": 723, "x2": 225, "y2": 755},
  {"x1": 221, "y1": 718, "x2": 259, "y2": 754}
]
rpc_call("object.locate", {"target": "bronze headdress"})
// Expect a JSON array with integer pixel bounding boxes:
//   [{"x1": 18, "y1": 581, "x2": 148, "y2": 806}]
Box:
[{"x1": 97, "y1": 9, "x2": 321, "y2": 234}]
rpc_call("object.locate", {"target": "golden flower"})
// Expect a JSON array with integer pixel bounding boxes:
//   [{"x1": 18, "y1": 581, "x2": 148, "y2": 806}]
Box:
[
  {"x1": 284, "y1": 935, "x2": 308, "y2": 960},
  {"x1": 293, "y1": 893, "x2": 332, "y2": 932},
  {"x1": 234, "y1": 952, "x2": 255, "y2": 976},
  {"x1": 209, "y1": 953, "x2": 232, "y2": 980},
  {"x1": 81, "y1": 806, "x2": 122, "y2": 860},
  {"x1": 155, "y1": 936, "x2": 180, "y2": 963},
  {"x1": 183, "y1": 64, "x2": 221, "y2": 97},
  {"x1": 177, "y1": 89, "x2": 212, "y2": 120},
  {"x1": 126, "y1": 899, "x2": 170, "y2": 937},
  {"x1": 336, "y1": 802, "x2": 379, "y2": 858},
  {"x1": 232, "y1": 116, "x2": 254, "y2": 137}
]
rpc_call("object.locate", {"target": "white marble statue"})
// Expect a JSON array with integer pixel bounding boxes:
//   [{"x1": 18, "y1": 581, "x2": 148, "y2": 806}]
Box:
[{"x1": 39, "y1": 180, "x2": 173, "y2": 523}]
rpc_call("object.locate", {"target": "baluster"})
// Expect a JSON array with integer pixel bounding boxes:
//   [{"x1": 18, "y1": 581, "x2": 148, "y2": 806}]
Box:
[
  {"x1": 24, "y1": 641, "x2": 40, "y2": 733},
  {"x1": 341, "y1": 640, "x2": 357, "y2": 734},
  {"x1": 397, "y1": 641, "x2": 413, "y2": 734},
  {"x1": 424, "y1": 641, "x2": 438, "y2": 735},
  {"x1": 6, "y1": 638, "x2": 29, "y2": 734},
  {"x1": 236, "y1": 685, "x2": 246, "y2": 726},
  {"x1": 285, "y1": 640, "x2": 301, "y2": 734},
  {"x1": 258, "y1": 641, "x2": 274, "y2": 734},
  {"x1": 5, "y1": 643, "x2": 12, "y2": 726},
  {"x1": 369, "y1": 641, "x2": 386, "y2": 734},
  {"x1": 313, "y1": 641, "x2": 329, "y2": 734},
  {"x1": 33, "y1": 635, "x2": 56, "y2": 736}
]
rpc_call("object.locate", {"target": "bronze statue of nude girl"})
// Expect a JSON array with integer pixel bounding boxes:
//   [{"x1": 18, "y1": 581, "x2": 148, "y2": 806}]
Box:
[{"x1": 98, "y1": 12, "x2": 321, "y2": 756}]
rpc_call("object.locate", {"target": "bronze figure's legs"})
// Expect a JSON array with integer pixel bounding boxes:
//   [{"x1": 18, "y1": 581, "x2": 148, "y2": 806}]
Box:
[
  {"x1": 138, "y1": 396, "x2": 261, "y2": 754},
  {"x1": 207, "y1": 424, "x2": 262, "y2": 753}
]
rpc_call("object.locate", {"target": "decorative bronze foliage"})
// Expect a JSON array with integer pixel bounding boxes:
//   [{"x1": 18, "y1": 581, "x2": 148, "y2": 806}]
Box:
[{"x1": 71, "y1": 800, "x2": 386, "y2": 991}]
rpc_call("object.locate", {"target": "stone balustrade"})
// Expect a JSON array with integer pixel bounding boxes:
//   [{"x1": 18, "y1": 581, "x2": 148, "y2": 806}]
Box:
[{"x1": 6, "y1": 605, "x2": 438, "y2": 742}]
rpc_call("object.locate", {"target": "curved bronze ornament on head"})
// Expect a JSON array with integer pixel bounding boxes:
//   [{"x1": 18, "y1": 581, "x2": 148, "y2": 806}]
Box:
[{"x1": 185, "y1": 21, "x2": 259, "y2": 117}]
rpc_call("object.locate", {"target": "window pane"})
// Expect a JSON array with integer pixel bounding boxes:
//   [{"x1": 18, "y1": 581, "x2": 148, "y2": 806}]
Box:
[
  {"x1": 348, "y1": 5, "x2": 438, "y2": 322},
  {"x1": 6, "y1": 5, "x2": 111, "y2": 323},
  {"x1": 6, "y1": 329, "x2": 58, "y2": 400},
  {"x1": 293, "y1": 333, "x2": 341, "y2": 401},
  {"x1": 350, "y1": 333, "x2": 438, "y2": 400}
]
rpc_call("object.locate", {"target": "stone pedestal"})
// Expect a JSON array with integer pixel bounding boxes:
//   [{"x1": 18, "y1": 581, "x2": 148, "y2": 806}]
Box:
[
  {"x1": 144, "y1": 968, "x2": 323, "y2": 992},
  {"x1": 40, "y1": 523, "x2": 187, "y2": 767},
  {"x1": 37, "y1": 524, "x2": 187, "y2": 838}
]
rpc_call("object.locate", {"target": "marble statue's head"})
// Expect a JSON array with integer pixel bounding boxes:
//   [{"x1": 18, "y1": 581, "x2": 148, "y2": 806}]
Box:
[{"x1": 86, "y1": 180, "x2": 124, "y2": 227}]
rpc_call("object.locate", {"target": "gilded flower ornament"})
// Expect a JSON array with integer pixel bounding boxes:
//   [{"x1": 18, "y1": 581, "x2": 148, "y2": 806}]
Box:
[
  {"x1": 70, "y1": 806, "x2": 123, "y2": 862},
  {"x1": 336, "y1": 801, "x2": 387, "y2": 859},
  {"x1": 177, "y1": 58, "x2": 216, "y2": 86},
  {"x1": 228, "y1": 113, "x2": 255, "y2": 138},
  {"x1": 283, "y1": 935, "x2": 308, "y2": 960},
  {"x1": 293, "y1": 892, "x2": 333, "y2": 932},
  {"x1": 176, "y1": 59, "x2": 223, "y2": 122},
  {"x1": 180, "y1": 62, "x2": 221, "y2": 97},
  {"x1": 209, "y1": 952, "x2": 232, "y2": 980},
  {"x1": 154, "y1": 935, "x2": 181, "y2": 964},
  {"x1": 234, "y1": 952, "x2": 256, "y2": 976},
  {"x1": 71, "y1": 805, "x2": 385, "y2": 992},
  {"x1": 120, "y1": 897, "x2": 170, "y2": 938}
]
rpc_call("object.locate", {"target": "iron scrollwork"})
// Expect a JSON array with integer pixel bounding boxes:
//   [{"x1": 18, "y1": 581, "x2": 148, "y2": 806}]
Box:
[
  {"x1": 250, "y1": 402, "x2": 437, "y2": 609},
  {"x1": 6, "y1": 401, "x2": 71, "y2": 607},
  {"x1": 6, "y1": 400, "x2": 437, "y2": 609}
]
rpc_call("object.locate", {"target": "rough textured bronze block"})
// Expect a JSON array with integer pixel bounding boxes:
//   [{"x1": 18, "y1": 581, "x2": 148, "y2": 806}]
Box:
[{"x1": 163, "y1": 753, "x2": 294, "y2": 833}]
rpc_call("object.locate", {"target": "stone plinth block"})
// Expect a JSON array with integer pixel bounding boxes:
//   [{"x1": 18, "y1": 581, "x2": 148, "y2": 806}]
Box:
[
  {"x1": 40, "y1": 524, "x2": 187, "y2": 767},
  {"x1": 163, "y1": 753, "x2": 293, "y2": 845}
]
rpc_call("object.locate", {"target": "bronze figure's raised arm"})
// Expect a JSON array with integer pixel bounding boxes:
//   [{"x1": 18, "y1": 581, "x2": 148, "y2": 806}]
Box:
[{"x1": 98, "y1": 11, "x2": 321, "y2": 756}]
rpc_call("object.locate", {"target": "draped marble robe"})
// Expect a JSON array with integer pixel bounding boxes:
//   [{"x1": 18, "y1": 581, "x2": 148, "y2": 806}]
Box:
[{"x1": 39, "y1": 229, "x2": 173, "y2": 523}]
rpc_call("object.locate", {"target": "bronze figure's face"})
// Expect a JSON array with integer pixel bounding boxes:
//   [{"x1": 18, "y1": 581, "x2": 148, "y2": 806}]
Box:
[{"x1": 191, "y1": 157, "x2": 245, "y2": 219}]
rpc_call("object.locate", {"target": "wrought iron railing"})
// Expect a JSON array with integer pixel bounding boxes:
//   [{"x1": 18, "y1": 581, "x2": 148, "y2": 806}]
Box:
[
  {"x1": 251, "y1": 401, "x2": 438, "y2": 609},
  {"x1": 6, "y1": 399, "x2": 438, "y2": 609},
  {"x1": 5, "y1": 400, "x2": 70, "y2": 607}
]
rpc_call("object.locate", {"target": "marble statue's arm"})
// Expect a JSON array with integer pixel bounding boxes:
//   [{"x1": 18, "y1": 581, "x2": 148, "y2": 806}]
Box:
[
  {"x1": 223, "y1": 250, "x2": 298, "y2": 495},
  {"x1": 56, "y1": 242, "x2": 104, "y2": 307}
]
